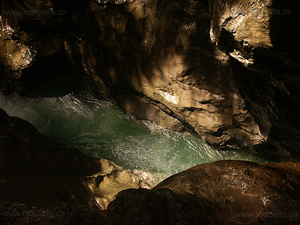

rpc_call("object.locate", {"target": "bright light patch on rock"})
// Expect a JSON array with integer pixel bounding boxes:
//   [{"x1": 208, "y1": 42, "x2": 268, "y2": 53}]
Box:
[{"x1": 159, "y1": 90, "x2": 179, "y2": 105}]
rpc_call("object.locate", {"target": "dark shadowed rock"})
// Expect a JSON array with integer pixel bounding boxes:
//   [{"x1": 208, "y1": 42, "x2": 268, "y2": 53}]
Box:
[
  {"x1": 0, "y1": 107, "x2": 153, "y2": 213},
  {"x1": 0, "y1": 107, "x2": 108, "y2": 223},
  {"x1": 107, "y1": 188, "x2": 214, "y2": 225},
  {"x1": 0, "y1": 109, "x2": 101, "y2": 209}
]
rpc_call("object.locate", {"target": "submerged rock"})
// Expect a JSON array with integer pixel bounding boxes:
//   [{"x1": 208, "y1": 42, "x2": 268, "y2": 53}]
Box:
[{"x1": 108, "y1": 160, "x2": 300, "y2": 224}]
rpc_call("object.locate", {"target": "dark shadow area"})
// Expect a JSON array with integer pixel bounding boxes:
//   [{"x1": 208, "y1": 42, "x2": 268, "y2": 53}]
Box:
[
  {"x1": 20, "y1": 51, "x2": 79, "y2": 95},
  {"x1": 269, "y1": 0, "x2": 300, "y2": 58},
  {"x1": 195, "y1": 0, "x2": 209, "y2": 8},
  {"x1": 0, "y1": 107, "x2": 103, "y2": 210},
  {"x1": 107, "y1": 188, "x2": 214, "y2": 225}
]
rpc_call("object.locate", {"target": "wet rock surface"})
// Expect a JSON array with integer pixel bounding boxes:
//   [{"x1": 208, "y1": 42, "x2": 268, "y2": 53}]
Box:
[{"x1": 84, "y1": 160, "x2": 158, "y2": 210}]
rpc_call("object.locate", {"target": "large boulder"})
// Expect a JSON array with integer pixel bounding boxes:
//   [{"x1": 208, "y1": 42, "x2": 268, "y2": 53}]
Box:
[{"x1": 107, "y1": 160, "x2": 300, "y2": 224}]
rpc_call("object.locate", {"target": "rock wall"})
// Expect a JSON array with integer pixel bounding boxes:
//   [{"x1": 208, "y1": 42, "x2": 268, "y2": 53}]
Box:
[
  {"x1": 1, "y1": 0, "x2": 300, "y2": 161},
  {"x1": 64, "y1": 0, "x2": 266, "y2": 152},
  {"x1": 209, "y1": 0, "x2": 300, "y2": 161}
]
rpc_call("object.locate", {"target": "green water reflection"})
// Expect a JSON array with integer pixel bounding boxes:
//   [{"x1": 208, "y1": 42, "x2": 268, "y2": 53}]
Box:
[{"x1": 0, "y1": 75, "x2": 270, "y2": 176}]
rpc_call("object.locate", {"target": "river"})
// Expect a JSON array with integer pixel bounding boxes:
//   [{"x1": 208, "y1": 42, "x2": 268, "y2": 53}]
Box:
[{"x1": 0, "y1": 74, "x2": 270, "y2": 177}]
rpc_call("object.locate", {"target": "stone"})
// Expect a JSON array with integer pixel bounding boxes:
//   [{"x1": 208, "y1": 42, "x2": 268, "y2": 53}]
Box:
[
  {"x1": 107, "y1": 160, "x2": 300, "y2": 224},
  {"x1": 107, "y1": 188, "x2": 214, "y2": 225},
  {"x1": 85, "y1": 167, "x2": 141, "y2": 210},
  {"x1": 0, "y1": 0, "x2": 66, "y2": 95},
  {"x1": 155, "y1": 160, "x2": 300, "y2": 224}
]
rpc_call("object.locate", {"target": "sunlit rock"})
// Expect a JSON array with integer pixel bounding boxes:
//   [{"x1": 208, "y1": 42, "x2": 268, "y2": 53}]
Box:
[
  {"x1": 84, "y1": 159, "x2": 159, "y2": 210},
  {"x1": 209, "y1": 0, "x2": 273, "y2": 66},
  {"x1": 0, "y1": 0, "x2": 66, "y2": 94},
  {"x1": 0, "y1": 17, "x2": 34, "y2": 94}
]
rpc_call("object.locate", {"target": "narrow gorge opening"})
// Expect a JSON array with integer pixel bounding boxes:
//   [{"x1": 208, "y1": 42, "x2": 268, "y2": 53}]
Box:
[{"x1": 1, "y1": 0, "x2": 300, "y2": 223}]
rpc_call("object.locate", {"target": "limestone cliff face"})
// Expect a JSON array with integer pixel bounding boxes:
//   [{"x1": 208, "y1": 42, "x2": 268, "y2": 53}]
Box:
[{"x1": 1, "y1": 0, "x2": 300, "y2": 161}]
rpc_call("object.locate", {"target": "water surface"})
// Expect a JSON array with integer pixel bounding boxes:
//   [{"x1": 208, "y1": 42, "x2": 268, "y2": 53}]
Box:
[{"x1": 0, "y1": 75, "x2": 270, "y2": 176}]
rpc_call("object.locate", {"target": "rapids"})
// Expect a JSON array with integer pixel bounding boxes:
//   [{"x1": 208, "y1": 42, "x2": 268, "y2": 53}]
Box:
[{"x1": 0, "y1": 75, "x2": 270, "y2": 176}]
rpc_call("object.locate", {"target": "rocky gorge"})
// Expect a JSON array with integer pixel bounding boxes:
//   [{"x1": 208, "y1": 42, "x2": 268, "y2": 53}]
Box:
[
  {"x1": 1, "y1": 0, "x2": 300, "y2": 224},
  {"x1": 1, "y1": 108, "x2": 300, "y2": 224}
]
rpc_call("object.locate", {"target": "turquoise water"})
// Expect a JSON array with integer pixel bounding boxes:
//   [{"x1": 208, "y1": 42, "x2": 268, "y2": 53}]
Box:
[{"x1": 0, "y1": 75, "x2": 270, "y2": 176}]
